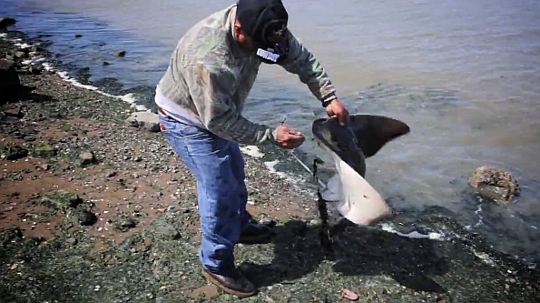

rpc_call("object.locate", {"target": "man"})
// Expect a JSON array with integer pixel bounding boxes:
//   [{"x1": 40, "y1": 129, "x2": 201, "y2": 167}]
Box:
[{"x1": 155, "y1": 0, "x2": 349, "y2": 298}]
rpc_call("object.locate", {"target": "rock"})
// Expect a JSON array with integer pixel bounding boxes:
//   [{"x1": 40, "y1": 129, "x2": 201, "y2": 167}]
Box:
[
  {"x1": 2, "y1": 144, "x2": 28, "y2": 160},
  {"x1": 149, "y1": 221, "x2": 181, "y2": 240},
  {"x1": 468, "y1": 166, "x2": 520, "y2": 204},
  {"x1": 29, "y1": 64, "x2": 43, "y2": 75},
  {"x1": 66, "y1": 208, "x2": 97, "y2": 226},
  {"x1": 0, "y1": 17, "x2": 16, "y2": 29},
  {"x1": 33, "y1": 143, "x2": 57, "y2": 158},
  {"x1": 14, "y1": 51, "x2": 28, "y2": 59},
  {"x1": 126, "y1": 112, "x2": 160, "y2": 132},
  {"x1": 341, "y1": 289, "x2": 359, "y2": 301},
  {"x1": 116, "y1": 50, "x2": 126, "y2": 57},
  {"x1": 77, "y1": 151, "x2": 96, "y2": 167},
  {"x1": 114, "y1": 217, "x2": 138, "y2": 232},
  {"x1": 0, "y1": 59, "x2": 20, "y2": 89},
  {"x1": 41, "y1": 190, "x2": 83, "y2": 211},
  {"x1": 66, "y1": 237, "x2": 78, "y2": 245},
  {"x1": 3, "y1": 106, "x2": 24, "y2": 118}
]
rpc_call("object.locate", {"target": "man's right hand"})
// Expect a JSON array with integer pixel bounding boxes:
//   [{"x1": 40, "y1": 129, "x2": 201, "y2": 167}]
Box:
[{"x1": 275, "y1": 125, "x2": 305, "y2": 149}]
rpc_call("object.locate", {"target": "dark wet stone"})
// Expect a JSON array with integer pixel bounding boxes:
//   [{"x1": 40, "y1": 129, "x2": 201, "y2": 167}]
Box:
[
  {"x1": 67, "y1": 208, "x2": 97, "y2": 226},
  {"x1": 0, "y1": 59, "x2": 20, "y2": 89},
  {"x1": 29, "y1": 64, "x2": 42, "y2": 75},
  {"x1": 114, "y1": 217, "x2": 138, "y2": 232},
  {"x1": 2, "y1": 144, "x2": 28, "y2": 160},
  {"x1": 41, "y1": 190, "x2": 83, "y2": 211},
  {"x1": 0, "y1": 17, "x2": 16, "y2": 29}
]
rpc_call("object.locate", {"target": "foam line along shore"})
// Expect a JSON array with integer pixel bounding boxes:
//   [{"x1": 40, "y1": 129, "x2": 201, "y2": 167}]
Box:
[{"x1": 1, "y1": 18, "x2": 540, "y2": 303}]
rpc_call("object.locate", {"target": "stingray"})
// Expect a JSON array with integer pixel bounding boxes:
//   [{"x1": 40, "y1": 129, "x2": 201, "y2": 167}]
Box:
[{"x1": 309, "y1": 114, "x2": 410, "y2": 254}]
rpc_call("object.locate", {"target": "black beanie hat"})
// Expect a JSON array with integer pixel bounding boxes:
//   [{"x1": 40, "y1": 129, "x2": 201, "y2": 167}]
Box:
[{"x1": 236, "y1": 0, "x2": 289, "y2": 46}]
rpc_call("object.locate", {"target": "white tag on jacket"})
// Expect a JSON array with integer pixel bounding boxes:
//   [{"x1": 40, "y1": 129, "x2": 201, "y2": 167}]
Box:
[{"x1": 256, "y1": 48, "x2": 280, "y2": 62}]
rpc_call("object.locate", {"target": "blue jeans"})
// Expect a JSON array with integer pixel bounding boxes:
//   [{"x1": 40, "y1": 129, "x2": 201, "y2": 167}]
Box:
[{"x1": 158, "y1": 112, "x2": 252, "y2": 273}]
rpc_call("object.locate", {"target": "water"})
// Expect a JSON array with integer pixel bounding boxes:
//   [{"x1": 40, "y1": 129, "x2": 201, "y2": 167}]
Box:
[{"x1": 2, "y1": 0, "x2": 539, "y2": 262}]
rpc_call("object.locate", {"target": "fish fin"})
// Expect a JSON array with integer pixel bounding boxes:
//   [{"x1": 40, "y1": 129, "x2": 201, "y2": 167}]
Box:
[{"x1": 349, "y1": 115, "x2": 410, "y2": 158}]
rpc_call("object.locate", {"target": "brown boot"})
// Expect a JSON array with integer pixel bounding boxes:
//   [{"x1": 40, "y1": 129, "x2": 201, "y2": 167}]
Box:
[{"x1": 202, "y1": 267, "x2": 257, "y2": 298}]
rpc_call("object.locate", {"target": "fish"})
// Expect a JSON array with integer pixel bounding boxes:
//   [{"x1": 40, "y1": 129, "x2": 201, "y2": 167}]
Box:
[{"x1": 311, "y1": 114, "x2": 411, "y2": 226}]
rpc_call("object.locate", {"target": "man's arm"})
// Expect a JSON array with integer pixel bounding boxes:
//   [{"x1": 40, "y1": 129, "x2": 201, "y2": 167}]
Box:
[
  {"x1": 185, "y1": 63, "x2": 278, "y2": 145},
  {"x1": 279, "y1": 30, "x2": 338, "y2": 106}
]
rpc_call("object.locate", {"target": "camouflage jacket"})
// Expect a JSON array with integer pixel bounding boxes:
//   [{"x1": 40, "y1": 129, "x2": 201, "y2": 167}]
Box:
[{"x1": 157, "y1": 4, "x2": 338, "y2": 145}]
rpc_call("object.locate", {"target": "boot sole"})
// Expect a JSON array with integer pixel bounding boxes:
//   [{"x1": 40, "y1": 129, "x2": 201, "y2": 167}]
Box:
[{"x1": 201, "y1": 269, "x2": 257, "y2": 298}]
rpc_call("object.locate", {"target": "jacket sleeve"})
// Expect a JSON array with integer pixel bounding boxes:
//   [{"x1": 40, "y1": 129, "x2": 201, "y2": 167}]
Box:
[
  {"x1": 185, "y1": 63, "x2": 278, "y2": 145},
  {"x1": 279, "y1": 30, "x2": 338, "y2": 105}
]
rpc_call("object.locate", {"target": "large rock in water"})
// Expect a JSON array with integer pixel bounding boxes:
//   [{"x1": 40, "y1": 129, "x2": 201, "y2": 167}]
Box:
[
  {"x1": 0, "y1": 17, "x2": 16, "y2": 29},
  {"x1": 0, "y1": 59, "x2": 20, "y2": 90},
  {"x1": 126, "y1": 111, "x2": 160, "y2": 132},
  {"x1": 468, "y1": 165, "x2": 520, "y2": 204}
]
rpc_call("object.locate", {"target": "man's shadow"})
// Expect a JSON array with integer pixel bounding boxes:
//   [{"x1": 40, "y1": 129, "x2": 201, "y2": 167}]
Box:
[{"x1": 241, "y1": 219, "x2": 449, "y2": 293}]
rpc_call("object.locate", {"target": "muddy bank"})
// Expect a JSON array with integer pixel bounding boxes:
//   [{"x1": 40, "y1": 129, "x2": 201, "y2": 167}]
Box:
[{"x1": 1, "y1": 28, "x2": 540, "y2": 303}]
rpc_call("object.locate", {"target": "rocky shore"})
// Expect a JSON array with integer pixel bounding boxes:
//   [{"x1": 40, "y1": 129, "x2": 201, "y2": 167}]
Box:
[{"x1": 1, "y1": 23, "x2": 540, "y2": 303}]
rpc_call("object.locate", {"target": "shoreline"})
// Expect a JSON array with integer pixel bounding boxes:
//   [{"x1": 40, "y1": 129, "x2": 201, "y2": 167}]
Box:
[{"x1": 2, "y1": 23, "x2": 540, "y2": 303}]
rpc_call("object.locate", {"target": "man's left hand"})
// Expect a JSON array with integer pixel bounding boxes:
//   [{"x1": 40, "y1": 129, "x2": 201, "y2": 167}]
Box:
[{"x1": 326, "y1": 98, "x2": 350, "y2": 125}]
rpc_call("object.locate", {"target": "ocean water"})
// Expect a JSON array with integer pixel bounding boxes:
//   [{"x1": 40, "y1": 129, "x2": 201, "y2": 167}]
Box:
[{"x1": 1, "y1": 0, "x2": 539, "y2": 262}]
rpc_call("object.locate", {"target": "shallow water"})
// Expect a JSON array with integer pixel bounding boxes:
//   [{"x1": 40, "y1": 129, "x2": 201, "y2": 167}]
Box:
[{"x1": 1, "y1": 0, "x2": 539, "y2": 261}]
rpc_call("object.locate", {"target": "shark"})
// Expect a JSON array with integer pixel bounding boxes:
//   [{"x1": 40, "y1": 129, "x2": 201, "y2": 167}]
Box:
[{"x1": 310, "y1": 114, "x2": 411, "y2": 228}]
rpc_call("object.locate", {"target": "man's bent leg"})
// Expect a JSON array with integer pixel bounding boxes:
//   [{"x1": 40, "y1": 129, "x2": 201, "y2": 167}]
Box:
[
  {"x1": 228, "y1": 144, "x2": 251, "y2": 225},
  {"x1": 159, "y1": 115, "x2": 256, "y2": 297},
  {"x1": 230, "y1": 144, "x2": 274, "y2": 244}
]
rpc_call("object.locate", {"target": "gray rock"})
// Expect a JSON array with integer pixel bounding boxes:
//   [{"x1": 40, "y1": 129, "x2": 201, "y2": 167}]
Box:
[
  {"x1": 114, "y1": 217, "x2": 138, "y2": 232},
  {"x1": 65, "y1": 237, "x2": 78, "y2": 245},
  {"x1": 468, "y1": 165, "x2": 520, "y2": 204},
  {"x1": 126, "y1": 111, "x2": 160, "y2": 132},
  {"x1": 0, "y1": 59, "x2": 20, "y2": 89},
  {"x1": 14, "y1": 51, "x2": 28, "y2": 59},
  {"x1": 149, "y1": 221, "x2": 181, "y2": 240},
  {"x1": 78, "y1": 151, "x2": 96, "y2": 167}
]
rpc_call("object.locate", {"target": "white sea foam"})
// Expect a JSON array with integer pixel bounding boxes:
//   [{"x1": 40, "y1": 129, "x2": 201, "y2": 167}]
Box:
[
  {"x1": 240, "y1": 146, "x2": 312, "y2": 193},
  {"x1": 239, "y1": 145, "x2": 264, "y2": 158},
  {"x1": 379, "y1": 222, "x2": 446, "y2": 241},
  {"x1": 6, "y1": 36, "x2": 150, "y2": 113},
  {"x1": 465, "y1": 204, "x2": 484, "y2": 230}
]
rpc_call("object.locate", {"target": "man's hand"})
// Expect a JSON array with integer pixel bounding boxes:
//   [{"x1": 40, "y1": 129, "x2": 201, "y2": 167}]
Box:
[
  {"x1": 275, "y1": 125, "x2": 305, "y2": 149},
  {"x1": 326, "y1": 98, "x2": 350, "y2": 125}
]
